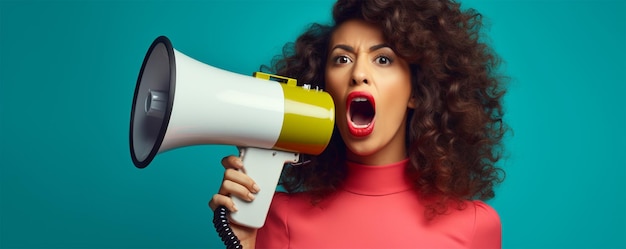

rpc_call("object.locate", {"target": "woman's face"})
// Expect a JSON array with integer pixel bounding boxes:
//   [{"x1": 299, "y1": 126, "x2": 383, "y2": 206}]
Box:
[{"x1": 325, "y1": 19, "x2": 414, "y2": 165}]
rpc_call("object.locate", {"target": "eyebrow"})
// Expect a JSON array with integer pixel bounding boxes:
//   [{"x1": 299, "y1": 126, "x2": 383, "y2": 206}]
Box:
[{"x1": 331, "y1": 44, "x2": 391, "y2": 53}]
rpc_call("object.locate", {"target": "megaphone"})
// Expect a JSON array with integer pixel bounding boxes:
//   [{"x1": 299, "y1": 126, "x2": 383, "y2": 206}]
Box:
[{"x1": 129, "y1": 36, "x2": 334, "y2": 228}]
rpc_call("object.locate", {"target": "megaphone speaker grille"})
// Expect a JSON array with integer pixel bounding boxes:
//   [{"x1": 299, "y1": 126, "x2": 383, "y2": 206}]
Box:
[{"x1": 129, "y1": 36, "x2": 176, "y2": 168}]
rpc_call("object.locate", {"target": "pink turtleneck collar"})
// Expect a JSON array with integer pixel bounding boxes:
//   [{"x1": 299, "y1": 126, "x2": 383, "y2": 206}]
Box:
[{"x1": 341, "y1": 158, "x2": 415, "y2": 196}]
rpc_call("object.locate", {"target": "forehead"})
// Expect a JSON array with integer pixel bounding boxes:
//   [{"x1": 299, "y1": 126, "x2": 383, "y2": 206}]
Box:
[{"x1": 330, "y1": 19, "x2": 386, "y2": 45}]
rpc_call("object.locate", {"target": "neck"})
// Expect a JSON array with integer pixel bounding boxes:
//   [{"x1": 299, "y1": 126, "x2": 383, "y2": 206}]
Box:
[
  {"x1": 346, "y1": 147, "x2": 406, "y2": 165},
  {"x1": 343, "y1": 158, "x2": 413, "y2": 196}
]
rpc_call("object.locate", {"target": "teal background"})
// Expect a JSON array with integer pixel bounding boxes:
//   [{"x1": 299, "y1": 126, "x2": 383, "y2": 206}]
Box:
[{"x1": 0, "y1": 0, "x2": 624, "y2": 248}]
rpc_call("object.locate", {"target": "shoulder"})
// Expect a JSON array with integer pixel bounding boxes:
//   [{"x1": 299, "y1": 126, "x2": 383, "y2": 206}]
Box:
[
  {"x1": 267, "y1": 191, "x2": 311, "y2": 211},
  {"x1": 262, "y1": 192, "x2": 297, "y2": 228},
  {"x1": 269, "y1": 191, "x2": 292, "y2": 208},
  {"x1": 428, "y1": 200, "x2": 501, "y2": 248},
  {"x1": 471, "y1": 200, "x2": 501, "y2": 233},
  {"x1": 468, "y1": 200, "x2": 502, "y2": 249},
  {"x1": 256, "y1": 192, "x2": 312, "y2": 249},
  {"x1": 256, "y1": 192, "x2": 291, "y2": 249}
]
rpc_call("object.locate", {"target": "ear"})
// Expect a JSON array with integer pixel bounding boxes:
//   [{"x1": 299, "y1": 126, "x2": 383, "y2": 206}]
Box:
[{"x1": 407, "y1": 94, "x2": 416, "y2": 109}]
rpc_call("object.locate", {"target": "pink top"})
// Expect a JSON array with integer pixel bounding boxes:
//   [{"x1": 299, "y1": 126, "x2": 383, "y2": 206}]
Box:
[{"x1": 256, "y1": 159, "x2": 501, "y2": 249}]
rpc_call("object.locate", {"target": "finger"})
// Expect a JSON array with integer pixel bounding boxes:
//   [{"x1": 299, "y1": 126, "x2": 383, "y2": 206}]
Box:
[
  {"x1": 221, "y1": 155, "x2": 243, "y2": 170},
  {"x1": 209, "y1": 194, "x2": 237, "y2": 212},
  {"x1": 224, "y1": 168, "x2": 260, "y2": 194},
  {"x1": 219, "y1": 179, "x2": 256, "y2": 202}
]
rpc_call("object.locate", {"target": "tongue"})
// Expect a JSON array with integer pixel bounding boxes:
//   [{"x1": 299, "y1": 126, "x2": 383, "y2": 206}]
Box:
[{"x1": 352, "y1": 113, "x2": 372, "y2": 125}]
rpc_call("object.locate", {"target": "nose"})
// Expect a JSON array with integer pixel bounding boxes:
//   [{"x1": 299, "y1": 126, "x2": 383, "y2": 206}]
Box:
[
  {"x1": 351, "y1": 77, "x2": 368, "y2": 85},
  {"x1": 351, "y1": 59, "x2": 369, "y2": 86}
]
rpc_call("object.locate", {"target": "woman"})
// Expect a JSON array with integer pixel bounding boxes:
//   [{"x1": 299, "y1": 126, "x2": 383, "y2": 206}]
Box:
[{"x1": 210, "y1": 0, "x2": 507, "y2": 248}]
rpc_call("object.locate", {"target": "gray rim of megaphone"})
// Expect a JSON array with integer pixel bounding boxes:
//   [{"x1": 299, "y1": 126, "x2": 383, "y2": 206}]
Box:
[{"x1": 129, "y1": 36, "x2": 176, "y2": 168}]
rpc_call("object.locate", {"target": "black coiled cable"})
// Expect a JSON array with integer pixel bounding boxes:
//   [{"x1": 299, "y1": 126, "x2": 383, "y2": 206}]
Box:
[{"x1": 213, "y1": 206, "x2": 242, "y2": 249}]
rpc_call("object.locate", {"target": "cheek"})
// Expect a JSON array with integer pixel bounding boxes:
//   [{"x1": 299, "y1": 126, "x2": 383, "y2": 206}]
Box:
[
  {"x1": 377, "y1": 80, "x2": 412, "y2": 110},
  {"x1": 324, "y1": 72, "x2": 346, "y2": 103},
  {"x1": 386, "y1": 69, "x2": 412, "y2": 102}
]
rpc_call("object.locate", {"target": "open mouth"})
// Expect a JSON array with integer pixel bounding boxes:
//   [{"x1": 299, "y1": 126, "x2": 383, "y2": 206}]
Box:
[{"x1": 346, "y1": 91, "x2": 375, "y2": 137}]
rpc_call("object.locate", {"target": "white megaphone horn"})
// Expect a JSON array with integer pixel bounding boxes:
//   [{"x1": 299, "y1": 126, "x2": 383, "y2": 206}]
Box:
[{"x1": 129, "y1": 36, "x2": 335, "y2": 228}]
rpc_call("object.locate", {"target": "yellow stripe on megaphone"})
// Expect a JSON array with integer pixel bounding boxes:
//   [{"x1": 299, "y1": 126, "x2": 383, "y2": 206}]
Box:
[
  {"x1": 275, "y1": 83, "x2": 335, "y2": 155},
  {"x1": 253, "y1": 72, "x2": 334, "y2": 155}
]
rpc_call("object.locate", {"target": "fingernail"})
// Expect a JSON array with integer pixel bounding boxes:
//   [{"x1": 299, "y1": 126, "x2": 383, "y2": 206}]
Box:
[
  {"x1": 232, "y1": 204, "x2": 238, "y2": 212},
  {"x1": 252, "y1": 184, "x2": 260, "y2": 193},
  {"x1": 247, "y1": 193, "x2": 256, "y2": 201},
  {"x1": 236, "y1": 158, "x2": 244, "y2": 167}
]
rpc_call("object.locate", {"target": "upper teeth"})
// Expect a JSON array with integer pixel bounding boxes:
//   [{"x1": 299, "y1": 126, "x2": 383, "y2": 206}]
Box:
[{"x1": 353, "y1": 97, "x2": 368, "y2": 102}]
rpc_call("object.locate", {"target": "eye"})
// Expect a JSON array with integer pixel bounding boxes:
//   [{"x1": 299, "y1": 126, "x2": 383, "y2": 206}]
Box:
[
  {"x1": 374, "y1": 55, "x2": 393, "y2": 65},
  {"x1": 333, "y1": 55, "x2": 352, "y2": 64}
]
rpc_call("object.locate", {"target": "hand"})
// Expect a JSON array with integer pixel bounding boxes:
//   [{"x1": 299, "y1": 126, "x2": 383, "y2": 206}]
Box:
[{"x1": 209, "y1": 155, "x2": 260, "y2": 248}]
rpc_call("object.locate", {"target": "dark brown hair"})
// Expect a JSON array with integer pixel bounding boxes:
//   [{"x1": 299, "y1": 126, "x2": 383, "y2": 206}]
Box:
[{"x1": 263, "y1": 0, "x2": 507, "y2": 218}]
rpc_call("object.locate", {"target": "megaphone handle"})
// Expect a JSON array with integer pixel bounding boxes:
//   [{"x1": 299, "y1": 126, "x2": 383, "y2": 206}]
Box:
[{"x1": 229, "y1": 147, "x2": 299, "y2": 228}]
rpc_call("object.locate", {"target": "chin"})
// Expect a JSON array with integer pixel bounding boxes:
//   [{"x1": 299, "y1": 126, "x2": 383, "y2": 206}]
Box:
[
  {"x1": 338, "y1": 123, "x2": 389, "y2": 161},
  {"x1": 343, "y1": 137, "x2": 381, "y2": 158}
]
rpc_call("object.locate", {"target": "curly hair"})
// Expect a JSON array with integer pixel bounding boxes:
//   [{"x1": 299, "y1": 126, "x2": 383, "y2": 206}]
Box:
[{"x1": 262, "y1": 0, "x2": 508, "y2": 218}]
